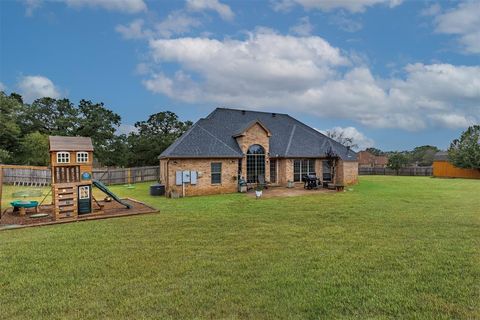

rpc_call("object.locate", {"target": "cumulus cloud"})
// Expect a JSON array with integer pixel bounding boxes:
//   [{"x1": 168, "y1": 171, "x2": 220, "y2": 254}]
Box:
[
  {"x1": 273, "y1": 0, "x2": 402, "y2": 13},
  {"x1": 0, "y1": 82, "x2": 6, "y2": 91},
  {"x1": 289, "y1": 16, "x2": 314, "y2": 36},
  {"x1": 186, "y1": 0, "x2": 234, "y2": 21},
  {"x1": 320, "y1": 126, "x2": 375, "y2": 150},
  {"x1": 432, "y1": 1, "x2": 480, "y2": 54},
  {"x1": 116, "y1": 11, "x2": 202, "y2": 40},
  {"x1": 17, "y1": 75, "x2": 61, "y2": 103},
  {"x1": 141, "y1": 30, "x2": 480, "y2": 131}
]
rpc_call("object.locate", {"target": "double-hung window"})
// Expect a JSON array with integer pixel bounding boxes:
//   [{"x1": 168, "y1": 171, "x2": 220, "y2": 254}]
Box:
[
  {"x1": 211, "y1": 163, "x2": 222, "y2": 184},
  {"x1": 293, "y1": 159, "x2": 316, "y2": 182}
]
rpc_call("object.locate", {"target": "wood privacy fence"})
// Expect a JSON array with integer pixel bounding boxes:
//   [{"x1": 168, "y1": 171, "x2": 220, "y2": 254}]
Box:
[
  {"x1": 359, "y1": 166, "x2": 433, "y2": 176},
  {"x1": 92, "y1": 166, "x2": 159, "y2": 185},
  {"x1": 433, "y1": 161, "x2": 480, "y2": 179},
  {"x1": 1, "y1": 165, "x2": 159, "y2": 185}
]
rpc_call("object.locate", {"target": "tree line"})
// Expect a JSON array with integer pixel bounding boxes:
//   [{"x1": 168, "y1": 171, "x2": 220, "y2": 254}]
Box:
[
  {"x1": 363, "y1": 127, "x2": 480, "y2": 173},
  {"x1": 0, "y1": 92, "x2": 192, "y2": 167}
]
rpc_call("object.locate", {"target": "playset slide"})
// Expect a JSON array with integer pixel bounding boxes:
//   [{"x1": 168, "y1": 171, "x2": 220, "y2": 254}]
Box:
[{"x1": 92, "y1": 180, "x2": 132, "y2": 209}]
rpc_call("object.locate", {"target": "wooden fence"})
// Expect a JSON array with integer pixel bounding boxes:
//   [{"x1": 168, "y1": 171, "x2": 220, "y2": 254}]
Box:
[
  {"x1": 92, "y1": 166, "x2": 159, "y2": 185},
  {"x1": 1, "y1": 165, "x2": 159, "y2": 185},
  {"x1": 433, "y1": 161, "x2": 480, "y2": 179},
  {"x1": 359, "y1": 166, "x2": 433, "y2": 176}
]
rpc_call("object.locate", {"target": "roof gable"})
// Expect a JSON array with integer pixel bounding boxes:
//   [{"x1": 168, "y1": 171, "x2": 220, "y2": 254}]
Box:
[
  {"x1": 232, "y1": 120, "x2": 272, "y2": 137},
  {"x1": 49, "y1": 136, "x2": 94, "y2": 152}
]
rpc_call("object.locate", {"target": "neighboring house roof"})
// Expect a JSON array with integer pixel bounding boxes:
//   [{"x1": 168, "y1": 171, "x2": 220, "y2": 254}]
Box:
[
  {"x1": 160, "y1": 108, "x2": 357, "y2": 160},
  {"x1": 49, "y1": 136, "x2": 94, "y2": 152},
  {"x1": 434, "y1": 151, "x2": 449, "y2": 161}
]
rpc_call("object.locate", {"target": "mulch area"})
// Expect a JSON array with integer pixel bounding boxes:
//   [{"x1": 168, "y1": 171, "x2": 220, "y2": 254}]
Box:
[{"x1": 0, "y1": 198, "x2": 158, "y2": 230}]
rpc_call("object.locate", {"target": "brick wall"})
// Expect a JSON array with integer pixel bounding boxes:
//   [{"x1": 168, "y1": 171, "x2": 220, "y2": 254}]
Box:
[
  {"x1": 162, "y1": 158, "x2": 239, "y2": 196},
  {"x1": 235, "y1": 123, "x2": 270, "y2": 180},
  {"x1": 337, "y1": 160, "x2": 358, "y2": 185}
]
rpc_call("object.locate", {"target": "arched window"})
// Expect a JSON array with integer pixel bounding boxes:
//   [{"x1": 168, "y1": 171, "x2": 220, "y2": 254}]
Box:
[{"x1": 246, "y1": 144, "x2": 265, "y2": 183}]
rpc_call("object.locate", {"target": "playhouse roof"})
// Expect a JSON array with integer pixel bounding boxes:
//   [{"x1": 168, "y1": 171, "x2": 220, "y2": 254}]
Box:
[{"x1": 49, "y1": 136, "x2": 94, "y2": 152}]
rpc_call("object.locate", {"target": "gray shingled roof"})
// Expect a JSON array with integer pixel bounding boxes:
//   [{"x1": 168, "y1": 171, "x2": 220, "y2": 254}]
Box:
[
  {"x1": 160, "y1": 108, "x2": 357, "y2": 161},
  {"x1": 49, "y1": 136, "x2": 94, "y2": 151}
]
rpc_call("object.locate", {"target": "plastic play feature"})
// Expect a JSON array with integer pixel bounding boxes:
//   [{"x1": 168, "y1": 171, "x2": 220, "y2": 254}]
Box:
[
  {"x1": 93, "y1": 180, "x2": 132, "y2": 209},
  {"x1": 12, "y1": 190, "x2": 43, "y2": 198},
  {"x1": 10, "y1": 200, "x2": 39, "y2": 216}
]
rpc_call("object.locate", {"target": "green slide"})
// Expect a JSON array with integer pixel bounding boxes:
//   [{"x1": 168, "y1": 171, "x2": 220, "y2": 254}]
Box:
[{"x1": 92, "y1": 179, "x2": 132, "y2": 209}]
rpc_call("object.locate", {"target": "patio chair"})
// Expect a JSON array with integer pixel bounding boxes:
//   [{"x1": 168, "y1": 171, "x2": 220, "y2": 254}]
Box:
[{"x1": 257, "y1": 174, "x2": 269, "y2": 189}]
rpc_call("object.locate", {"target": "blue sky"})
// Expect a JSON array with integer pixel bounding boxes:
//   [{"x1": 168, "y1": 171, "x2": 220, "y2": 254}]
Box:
[{"x1": 1, "y1": 0, "x2": 479, "y2": 151}]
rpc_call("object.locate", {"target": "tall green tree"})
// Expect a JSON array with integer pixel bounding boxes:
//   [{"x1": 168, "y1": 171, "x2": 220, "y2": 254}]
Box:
[
  {"x1": 0, "y1": 92, "x2": 23, "y2": 159},
  {"x1": 129, "y1": 111, "x2": 192, "y2": 166},
  {"x1": 19, "y1": 132, "x2": 50, "y2": 166},
  {"x1": 448, "y1": 125, "x2": 480, "y2": 170},
  {"x1": 76, "y1": 99, "x2": 122, "y2": 165},
  {"x1": 387, "y1": 152, "x2": 409, "y2": 175},
  {"x1": 22, "y1": 97, "x2": 79, "y2": 135},
  {"x1": 410, "y1": 145, "x2": 439, "y2": 166}
]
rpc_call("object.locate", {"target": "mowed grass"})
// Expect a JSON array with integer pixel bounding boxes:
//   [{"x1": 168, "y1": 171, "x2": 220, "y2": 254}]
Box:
[{"x1": 0, "y1": 176, "x2": 479, "y2": 319}]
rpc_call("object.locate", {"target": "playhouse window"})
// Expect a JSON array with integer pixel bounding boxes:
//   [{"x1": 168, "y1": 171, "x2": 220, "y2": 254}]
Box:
[
  {"x1": 57, "y1": 152, "x2": 70, "y2": 163},
  {"x1": 77, "y1": 152, "x2": 89, "y2": 163}
]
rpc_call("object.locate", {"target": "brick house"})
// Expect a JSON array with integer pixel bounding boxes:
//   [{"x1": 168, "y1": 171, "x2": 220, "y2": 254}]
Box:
[
  {"x1": 159, "y1": 108, "x2": 358, "y2": 196},
  {"x1": 357, "y1": 151, "x2": 388, "y2": 168}
]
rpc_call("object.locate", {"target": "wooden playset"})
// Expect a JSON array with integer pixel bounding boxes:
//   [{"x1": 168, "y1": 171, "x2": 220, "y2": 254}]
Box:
[
  {"x1": 1, "y1": 136, "x2": 157, "y2": 229},
  {"x1": 49, "y1": 136, "x2": 96, "y2": 220}
]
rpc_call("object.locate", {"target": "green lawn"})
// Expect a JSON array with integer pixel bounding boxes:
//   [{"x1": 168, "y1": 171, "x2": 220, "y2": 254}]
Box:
[{"x1": 1, "y1": 176, "x2": 479, "y2": 319}]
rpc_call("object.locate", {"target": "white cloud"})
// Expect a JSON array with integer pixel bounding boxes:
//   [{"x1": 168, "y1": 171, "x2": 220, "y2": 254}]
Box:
[
  {"x1": 432, "y1": 1, "x2": 480, "y2": 54},
  {"x1": 116, "y1": 11, "x2": 202, "y2": 40},
  {"x1": 156, "y1": 11, "x2": 202, "y2": 38},
  {"x1": 186, "y1": 0, "x2": 234, "y2": 21},
  {"x1": 420, "y1": 3, "x2": 441, "y2": 17},
  {"x1": 273, "y1": 0, "x2": 402, "y2": 13},
  {"x1": 320, "y1": 126, "x2": 375, "y2": 150},
  {"x1": 65, "y1": 0, "x2": 147, "y2": 13},
  {"x1": 329, "y1": 12, "x2": 363, "y2": 32},
  {"x1": 141, "y1": 30, "x2": 480, "y2": 131},
  {"x1": 17, "y1": 75, "x2": 61, "y2": 103},
  {"x1": 23, "y1": 0, "x2": 147, "y2": 15},
  {"x1": 428, "y1": 114, "x2": 475, "y2": 129},
  {"x1": 23, "y1": 0, "x2": 42, "y2": 16},
  {"x1": 289, "y1": 16, "x2": 314, "y2": 36},
  {"x1": 0, "y1": 82, "x2": 6, "y2": 91},
  {"x1": 115, "y1": 19, "x2": 152, "y2": 40}
]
